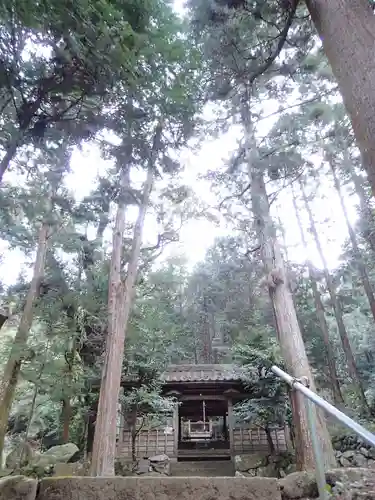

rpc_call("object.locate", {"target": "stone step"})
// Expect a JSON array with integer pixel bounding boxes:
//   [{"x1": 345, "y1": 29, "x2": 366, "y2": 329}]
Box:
[
  {"x1": 172, "y1": 460, "x2": 235, "y2": 476},
  {"x1": 37, "y1": 476, "x2": 281, "y2": 500}
]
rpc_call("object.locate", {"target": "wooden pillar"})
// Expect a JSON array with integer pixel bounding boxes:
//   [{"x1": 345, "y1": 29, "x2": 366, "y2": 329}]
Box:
[
  {"x1": 173, "y1": 402, "x2": 179, "y2": 458},
  {"x1": 227, "y1": 398, "x2": 234, "y2": 455}
]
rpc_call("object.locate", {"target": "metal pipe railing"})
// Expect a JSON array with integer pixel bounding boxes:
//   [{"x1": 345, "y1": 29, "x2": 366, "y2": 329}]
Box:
[{"x1": 271, "y1": 365, "x2": 375, "y2": 500}]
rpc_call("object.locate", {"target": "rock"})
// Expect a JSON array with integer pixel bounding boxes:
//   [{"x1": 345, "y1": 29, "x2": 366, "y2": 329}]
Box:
[
  {"x1": 339, "y1": 456, "x2": 352, "y2": 467},
  {"x1": 114, "y1": 460, "x2": 133, "y2": 476},
  {"x1": 152, "y1": 461, "x2": 171, "y2": 476},
  {"x1": 285, "y1": 464, "x2": 297, "y2": 475},
  {"x1": 235, "y1": 471, "x2": 245, "y2": 477},
  {"x1": 326, "y1": 468, "x2": 375, "y2": 500},
  {"x1": 149, "y1": 454, "x2": 169, "y2": 463},
  {"x1": 53, "y1": 462, "x2": 90, "y2": 477},
  {"x1": 243, "y1": 469, "x2": 257, "y2": 477},
  {"x1": 343, "y1": 450, "x2": 355, "y2": 459},
  {"x1": 148, "y1": 453, "x2": 170, "y2": 475},
  {"x1": 359, "y1": 447, "x2": 369, "y2": 457},
  {"x1": 352, "y1": 453, "x2": 368, "y2": 467},
  {"x1": 136, "y1": 459, "x2": 150, "y2": 475},
  {"x1": 257, "y1": 464, "x2": 279, "y2": 478},
  {"x1": 235, "y1": 453, "x2": 268, "y2": 472},
  {"x1": 368, "y1": 448, "x2": 375, "y2": 460},
  {"x1": 0, "y1": 475, "x2": 38, "y2": 500},
  {"x1": 279, "y1": 471, "x2": 318, "y2": 499},
  {"x1": 32, "y1": 443, "x2": 79, "y2": 468},
  {"x1": 326, "y1": 467, "x2": 375, "y2": 485},
  {"x1": 368, "y1": 460, "x2": 375, "y2": 470},
  {"x1": 5, "y1": 441, "x2": 39, "y2": 469}
]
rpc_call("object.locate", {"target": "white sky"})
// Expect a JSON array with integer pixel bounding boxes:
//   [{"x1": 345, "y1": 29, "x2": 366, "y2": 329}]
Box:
[{"x1": 0, "y1": 1, "x2": 359, "y2": 287}]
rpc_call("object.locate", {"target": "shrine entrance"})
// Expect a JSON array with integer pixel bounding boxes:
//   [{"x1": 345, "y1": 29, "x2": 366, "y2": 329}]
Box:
[{"x1": 178, "y1": 398, "x2": 230, "y2": 457}]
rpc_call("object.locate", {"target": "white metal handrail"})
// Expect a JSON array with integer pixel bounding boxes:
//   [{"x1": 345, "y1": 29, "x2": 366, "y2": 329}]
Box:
[{"x1": 271, "y1": 365, "x2": 375, "y2": 499}]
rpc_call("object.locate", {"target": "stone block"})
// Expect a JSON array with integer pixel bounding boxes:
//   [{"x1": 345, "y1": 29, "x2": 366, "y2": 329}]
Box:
[
  {"x1": 0, "y1": 475, "x2": 38, "y2": 500},
  {"x1": 38, "y1": 476, "x2": 282, "y2": 500}
]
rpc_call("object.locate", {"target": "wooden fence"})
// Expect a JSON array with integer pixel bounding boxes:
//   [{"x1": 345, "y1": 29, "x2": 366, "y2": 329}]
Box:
[
  {"x1": 117, "y1": 429, "x2": 175, "y2": 459},
  {"x1": 233, "y1": 426, "x2": 288, "y2": 453}
]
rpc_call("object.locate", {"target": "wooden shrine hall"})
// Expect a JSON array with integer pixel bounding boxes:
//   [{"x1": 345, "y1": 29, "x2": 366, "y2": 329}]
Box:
[{"x1": 116, "y1": 364, "x2": 290, "y2": 461}]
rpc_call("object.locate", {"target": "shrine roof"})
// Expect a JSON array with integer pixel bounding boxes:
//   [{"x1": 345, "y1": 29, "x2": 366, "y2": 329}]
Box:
[{"x1": 161, "y1": 364, "x2": 245, "y2": 383}]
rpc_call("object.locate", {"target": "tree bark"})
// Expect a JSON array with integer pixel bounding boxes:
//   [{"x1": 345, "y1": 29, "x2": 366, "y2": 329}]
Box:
[
  {"x1": 292, "y1": 186, "x2": 344, "y2": 405},
  {"x1": 299, "y1": 180, "x2": 369, "y2": 411},
  {"x1": 305, "y1": 0, "x2": 375, "y2": 196},
  {"x1": 265, "y1": 426, "x2": 276, "y2": 454},
  {"x1": 202, "y1": 296, "x2": 212, "y2": 363},
  {"x1": 61, "y1": 398, "x2": 72, "y2": 444},
  {"x1": 329, "y1": 159, "x2": 375, "y2": 325},
  {"x1": 91, "y1": 164, "x2": 155, "y2": 476},
  {"x1": 0, "y1": 222, "x2": 49, "y2": 461},
  {"x1": 351, "y1": 172, "x2": 375, "y2": 253},
  {"x1": 242, "y1": 102, "x2": 336, "y2": 471},
  {"x1": 0, "y1": 135, "x2": 21, "y2": 183}
]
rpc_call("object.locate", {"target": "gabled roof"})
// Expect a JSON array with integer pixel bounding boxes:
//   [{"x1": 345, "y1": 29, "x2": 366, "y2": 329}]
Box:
[{"x1": 161, "y1": 364, "x2": 245, "y2": 383}]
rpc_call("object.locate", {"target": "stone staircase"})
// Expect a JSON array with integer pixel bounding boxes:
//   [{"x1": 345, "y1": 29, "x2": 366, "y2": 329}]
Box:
[{"x1": 171, "y1": 459, "x2": 235, "y2": 476}]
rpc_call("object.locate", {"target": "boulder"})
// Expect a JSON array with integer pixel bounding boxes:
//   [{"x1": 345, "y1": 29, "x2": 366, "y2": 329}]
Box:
[
  {"x1": 257, "y1": 464, "x2": 279, "y2": 478},
  {"x1": 235, "y1": 453, "x2": 268, "y2": 472},
  {"x1": 339, "y1": 456, "x2": 352, "y2": 467},
  {"x1": 352, "y1": 453, "x2": 368, "y2": 468},
  {"x1": 6, "y1": 441, "x2": 39, "y2": 469},
  {"x1": 359, "y1": 447, "x2": 369, "y2": 457},
  {"x1": 0, "y1": 475, "x2": 37, "y2": 500},
  {"x1": 342, "y1": 450, "x2": 355, "y2": 459},
  {"x1": 32, "y1": 443, "x2": 79, "y2": 468},
  {"x1": 279, "y1": 471, "x2": 318, "y2": 499}
]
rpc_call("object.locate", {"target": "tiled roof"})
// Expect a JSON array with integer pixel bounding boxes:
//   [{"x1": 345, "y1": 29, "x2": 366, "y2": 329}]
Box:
[{"x1": 161, "y1": 364, "x2": 244, "y2": 383}]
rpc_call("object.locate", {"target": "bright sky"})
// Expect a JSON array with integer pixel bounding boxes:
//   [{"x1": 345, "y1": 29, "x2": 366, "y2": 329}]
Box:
[{"x1": 0, "y1": 1, "x2": 359, "y2": 287}]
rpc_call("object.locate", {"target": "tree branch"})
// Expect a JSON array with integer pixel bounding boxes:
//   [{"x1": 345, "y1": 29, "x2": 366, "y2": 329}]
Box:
[{"x1": 248, "y1": 0, "x2": 300, "y2": 86}]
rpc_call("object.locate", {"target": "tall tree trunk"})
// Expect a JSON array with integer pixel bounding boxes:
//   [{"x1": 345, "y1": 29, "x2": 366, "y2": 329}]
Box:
[
  {"x1": 329, "y1": 159, "x2": 375, "y2": 325},
  {"x1": 299, "y1": 180, "x2": 369, "y2": 411},
  {"x1": 0, "y1": 223, "x2": 49, "y2": 461},
  {"x1": 242, "y1": 102, "x2": 336, "y2": 471},
  {"x1": 305, "y1": 0, "x2": 375, "y2": 196},
  {"x1": 61, "y1": 398, "x2": 72, "y2": 444},
  {"x1": 0, "y1": 135, "x2": 21, "y2": 183},
  {"x1": 292, "y1": 187, "x2": 344, "y2": 405},
  {"x1": 202, "y1": 296, "x2": 212, "y2": 363},
  {"x1": 265, "y1": 426, "x2": 276, "y2": 455},
  {"x1": 351, "y1": 172, "x2": 375, "y2": 253},
  {"x1": 91, "y1": 164, "x2": 155, "y2": 477}
]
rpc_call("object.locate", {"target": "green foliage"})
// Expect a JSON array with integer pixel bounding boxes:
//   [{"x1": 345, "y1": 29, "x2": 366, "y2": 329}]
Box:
[{"x1": 233, "y1": 335, "x2": 291, "y2": 432}]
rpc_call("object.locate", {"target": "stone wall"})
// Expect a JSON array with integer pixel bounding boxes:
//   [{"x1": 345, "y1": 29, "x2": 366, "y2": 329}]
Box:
[
  {"x1": 1, "y1": 468, "x2": 374, "y2": 500},
  {"x1": 234, "y1": 452, "x2": 296, "y2": 478},
  {"x1": 332, "y1": 433, "x2": 375, "y2": 469}
]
